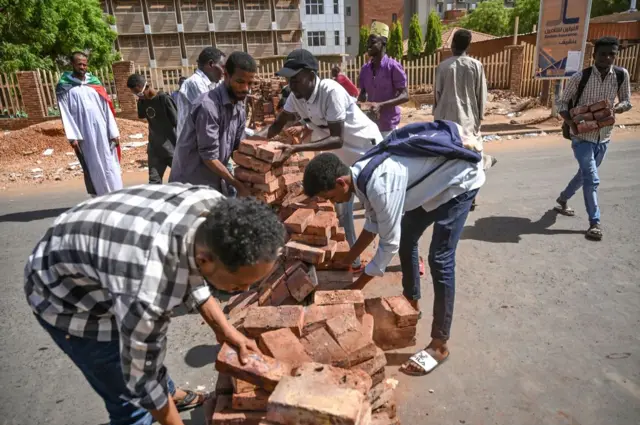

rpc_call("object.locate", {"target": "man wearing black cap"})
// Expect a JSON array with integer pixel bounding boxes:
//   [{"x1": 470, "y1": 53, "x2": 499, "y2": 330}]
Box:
[{"x1": 267, "y1": 49, "x2": 383, "y2": 272}]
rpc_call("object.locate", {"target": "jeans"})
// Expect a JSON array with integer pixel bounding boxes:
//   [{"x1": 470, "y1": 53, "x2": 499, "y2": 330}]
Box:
[
  {"x1": 35, "y1": 315, "x2": 176, "y2": 425},
  {"x1": 398, "y1": 189, "x2": 478, "y2": 341},
  {"x1": 335, "y1": 193, "x2": 361, "y2": 268},
  {"x1": 559, "y1": 139, "x2": 609, "y2": 226}
]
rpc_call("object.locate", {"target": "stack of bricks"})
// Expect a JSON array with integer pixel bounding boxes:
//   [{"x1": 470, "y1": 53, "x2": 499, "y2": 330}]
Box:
[
  {"x1": 364, "y1": 296, "x2": 419, "y2": 351},
  {"x1": 248, "y1": 77, "x2": 287, "y2": 128},
  {"x1": 570, "y1": 99, "x2": 615, "y2": 133},
  {"x1": 232, "y1": 138, "x2": 313, "y2": 206},
  {"x1": 210, "y1": 288, "x2": 402, "y2": 424}
]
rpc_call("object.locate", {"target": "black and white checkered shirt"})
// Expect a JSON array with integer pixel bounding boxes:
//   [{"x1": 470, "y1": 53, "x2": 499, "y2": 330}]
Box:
[
  {"x1": 558, "y1": 65, "x2": 632, "y2": 143},
  {"x1": 24, "y1": 184, "x2": 222, "y2": 410}
]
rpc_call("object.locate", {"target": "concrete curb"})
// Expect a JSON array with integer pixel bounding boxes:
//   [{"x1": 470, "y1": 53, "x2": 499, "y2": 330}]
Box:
[{"x1": 487, "y1": 123, "x2": 639, "y2": 137}]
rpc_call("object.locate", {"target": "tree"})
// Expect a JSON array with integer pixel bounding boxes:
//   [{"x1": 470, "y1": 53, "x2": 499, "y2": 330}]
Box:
[
  {"x1": 358, "y1": 26, "x2": 370, "y2": 57},
  {"x1": 0, "y1": 0, "x2": 119, "y2": 73},
  {"x1": 408, "y1": 14, "x2": 423, "y2": 59},
  {"x1": 510, "y1": 0, "x2": 539, "y2": 34},
  {"x1": 457, "y1": 0, "x2": 512, "y2": 37},
  {"x1": 424, "y1": 11, "x2": 443, "y2": 56},
  {"x1": 387, "y1": 22, "x2": 404, "y2": 61},
  {"x1": 590, "y1": 0, "x2": 629, "y2": 18}
]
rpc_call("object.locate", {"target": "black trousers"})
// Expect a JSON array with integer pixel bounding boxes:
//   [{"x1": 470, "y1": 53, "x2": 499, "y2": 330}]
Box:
[{"x1": 148, "y1": 150, "x2": 173, "y2": 184}]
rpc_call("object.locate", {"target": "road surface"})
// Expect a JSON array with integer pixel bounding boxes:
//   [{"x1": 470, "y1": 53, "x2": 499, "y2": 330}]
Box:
[{"x1": 0, "y1": 131, "x2": 638, "y2": 425}]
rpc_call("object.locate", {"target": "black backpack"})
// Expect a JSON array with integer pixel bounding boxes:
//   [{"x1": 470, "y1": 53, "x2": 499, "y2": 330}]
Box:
[{"x1": 562, "y1": 66, "x2": 625, "y2": 140}]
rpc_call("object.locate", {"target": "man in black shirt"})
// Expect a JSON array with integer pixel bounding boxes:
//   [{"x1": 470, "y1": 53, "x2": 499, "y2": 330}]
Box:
[{"x1": 127, "y1": 74, "x2": 177, "y2": 184}]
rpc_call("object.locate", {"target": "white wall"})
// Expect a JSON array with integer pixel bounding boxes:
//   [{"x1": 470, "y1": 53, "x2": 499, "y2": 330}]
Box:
[
  {"x1": 300, "y1": 0, "x2": 346, "y2": 55},
  {"x1": 343, "y1": 0, "x2": 359, "y2": 57}
]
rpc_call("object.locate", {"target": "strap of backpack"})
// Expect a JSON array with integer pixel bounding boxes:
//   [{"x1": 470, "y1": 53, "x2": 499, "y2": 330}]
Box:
[
  {"x1": 614, "y1": 66, "x2": 625, "y2": 91},
  {"x1": 572, "y1": 67, "x2": 593, "y2": 108}
]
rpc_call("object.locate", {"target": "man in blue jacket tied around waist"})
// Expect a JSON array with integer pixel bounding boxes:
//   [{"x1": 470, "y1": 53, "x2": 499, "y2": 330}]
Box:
[{"x1": 301, "y1": 120, "x2": 485, "y2": 377}]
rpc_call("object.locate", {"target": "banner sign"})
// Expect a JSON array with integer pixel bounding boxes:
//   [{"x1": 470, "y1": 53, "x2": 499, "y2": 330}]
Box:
[{"x1": 534, "y1": 0, "x2": 593, "y2": 79}]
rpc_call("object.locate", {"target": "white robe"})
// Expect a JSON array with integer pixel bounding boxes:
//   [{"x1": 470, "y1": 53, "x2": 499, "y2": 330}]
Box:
[{"x1": 58, "y1": 85, "x2": 123, "y2": 195}]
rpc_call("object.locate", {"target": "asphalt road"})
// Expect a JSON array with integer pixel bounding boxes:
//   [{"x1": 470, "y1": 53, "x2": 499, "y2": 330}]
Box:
[{"x1": 0, "y1": 131, "x2": 638, "y2": 425}]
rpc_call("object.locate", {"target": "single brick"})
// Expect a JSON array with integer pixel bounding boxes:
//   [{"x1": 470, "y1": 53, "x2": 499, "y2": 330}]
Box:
[
  {"x1": 226, "y1": 290, "x2": 259, "y2": 315},
  {"x1": 290, "y1": 232, "x2": 330, "y2": 246},
  {"x1": 272, "y1": 165, "x2": 284, "y2": 177},
  {"x1": 232, "y1": 151, "x2": 272, "y2": 173},
  {"x1": 352, "y1": 347, "x2": 387, "y2": 377},
  {"x1": 305, "y1": 211, "x2": 338, "y2": 237},
  {"x1": 332, "y1": 241, "x2": 351, "y2": 264},
  {"x1": 360, "y1": 313, "x2": 374, "y2": 340},
  {"x1": 370, "y1": 382, "x2": 395, "y2": 412},
  {"x1": 294, "y1": 362, "x2": 372, "y2": 395},
  {"x1": 266, "y1": 375, "x2": 366, "y2": 425},
  {"x1": 315, "y1": 290, "x2": 365, "y2": 317},
  {"x1": 243, "y1": 305, "x2": 305, "y2": 338},
  {"x1": 364, "y1": 297, "x2": 397, "y2": 331},
  {"x1": 598, "y1": 116, "x2": 616, "y2": 127},
  {"x1": 284, "y1": 240, "x2": 326, "y2": 265},
  {"x1": 303, "y1": 304, "x2": 357, "y2": 335},
  {"x1": 316, "y1": 270, "x2": 354, "y2": 290},
  {"x1": 577, "y1": 120, "x2": 599, "y2": 133},
  {"x1": 326, "y1": 314, "x2": 376, "y2": 365},
  {"x1": 589, "y1": 99, "x2": 611, "y2": 112},
  {"x1": 384, "y1": 296, "x2": 419, "y2": 327},
  {"x1": 593, "y1": 108, "x2": 612, "y2": 120},
  {"x1": 283, "y1": 259, "x2": 307, "y2": 277},
  {"x1": 332, "y1": 226, "x2": 347, "y2": 242},
  {"x1": 212, "y1": 394, "x2": 267, "y2": 425},
  {"x1": 232, "y1": 389, "x2": 271, "y2": 411},
  {"x1": 258, "y1": 328, "x2": 313, "y2": 367},
  {"x1": 316, "y1": 259, "x2": 351, "y2": 271},
  {"x1": 252, "y1": 178, "x2": 282, "y2": 194},
  {"x1": 216, "y1": 344, "x2": 292, "y2": 392},
  {"x1": 317, "y1": 201, "x2": 335, "y2": 211},
  {"x1": 570, "y1": 105, "x2": 590, "y2": 117},
  {"x1": 370, "y1": 368, "x2": 386, "y2": 386},
  {"x1": 300, "y1": 327, "x2": 350, "y2": 368},
  {"x1": 215, "y1": 374, "x2": 233, "y2": 395},
  {"x1": 257, "y1": 263, "x2": 285, "y2": 304},
  {"x1": 232, "y1": 377, "x2": 258, "y2": 394},
  {"x1": 239, "y1": 139, "x2": 267, "y2": 156},
  {"x1": 256, "y1": 142, "x2": 283, "y2": 163},
  {"x1": 322, "y1": 239, "x2": 338, "y2": 261},
  {"x1": 235, "y1": 167, "x2": 276, "y2": 185},
  {"x1": 372, "y1": 326, "x2": 417, "y2": 351},
  {"x1": 572, "y1": 112, "x2": 594, "y2": 123},
  {"x1": 283, "y1": 209, "x2": 315, "y2": 234},
  {"x1": 279, "y1": 172, "x2": 303, "y2": 188},
  {"x1": 285, "y1": 267, "x2": 317, "y2": 302},
  {"x1": 282, "y1": 165, "x2": 301, "y2": 175},
  {"x1": 269, "y1": 274, "x2": 292, "y2": 306}
]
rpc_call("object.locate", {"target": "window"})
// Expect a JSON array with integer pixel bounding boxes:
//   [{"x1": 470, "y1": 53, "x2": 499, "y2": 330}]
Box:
[
  {"x1": 392, "y1": 13, "x2": 397, "y2": 23},
  {"x1": 181, "y1": 0, "x2": 207, "y2": 11},
  {"x1": 146, "y1": 0, "x2": 174, "y2": 12},
  {"x1": 245, "y1": 0, "x2": 270, "y2": 10},
  {"x1": 153, "y1": 34, "x2": 180, "y2": 47},
  {"x1": 346, "y1": 6, "x2": 351, "y2": 16},
  {"x1": 246, "y1": 31, "x2": 272, "y2": 44},
  {"x1": 277, "y1": 31, "x2": 301, "y2": 43},
  {"x1": 307, "y1": 31, "x2": 326, "y2": 46},
  {"x1": 437, "y1": 3, "x2": 442, "y2": 13},
  {"x1": 275, "y1": 0, "x2": 298, "y2": 10},
  {"x1": 213, "y1": 0, "x2": 238, "y2": 11},
  {"x1": 119, "y1": 35, "x2": 148, "y2": 48},
  {"x1": 333, "y1": 0, "x2": 339, "y2": 14},
  {"x1": 184, "y1": 33, "x2": 210, "y2": 46},
  {"x1": 346, "y1": 36, "x2": 351, "y2": 45},
  {"x1": 334, "y1": 30, "x2": 339, "y2": 45},
  {"x1": 114, "y1": 0, "x2": 143, "y2": 13},
  {"x1": 305, "y1": 0, "x2": 323, "y2": 15},
  {"x1": 216, "y1": 32, "x2": 242, "y2": 45}
]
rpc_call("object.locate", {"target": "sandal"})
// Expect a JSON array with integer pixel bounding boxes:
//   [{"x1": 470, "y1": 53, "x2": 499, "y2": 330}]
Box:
[
  {"x1": 400, "y1": 347, "x2": 449, "y2": 376},
  {"x1": 174, "y1": 389, "x2": 211, "y2": 412},
  {"x1": 586, "y1": 224, "x2": 603, "y2": 241},
  {"x1": 554, "y1": 197, "x2": 575, "y2": 216}
]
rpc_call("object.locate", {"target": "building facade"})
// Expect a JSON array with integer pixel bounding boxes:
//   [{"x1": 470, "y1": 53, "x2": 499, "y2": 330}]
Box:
[{"x1": 299, "y1": 0, "x2": 346, "y2": 56}]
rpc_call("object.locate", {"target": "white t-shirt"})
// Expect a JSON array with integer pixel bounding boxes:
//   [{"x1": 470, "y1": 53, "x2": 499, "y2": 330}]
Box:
[{"x1": 284, "y1": 77, "x2": 383, "y2": 165}]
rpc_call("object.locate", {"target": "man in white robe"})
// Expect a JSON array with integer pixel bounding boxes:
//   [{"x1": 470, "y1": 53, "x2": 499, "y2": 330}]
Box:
[{"x1": 56, "y1": 52, "x2": 122, "y2": 196}]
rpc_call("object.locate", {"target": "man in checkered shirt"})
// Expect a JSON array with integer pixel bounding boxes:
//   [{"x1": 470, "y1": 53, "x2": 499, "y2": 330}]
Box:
[
  {"x1": 556, "y1": 37, "x2": 632, "y2": 241},
  {"x1": 24, "y1": 184, "x2": 285, "y2": 425}
]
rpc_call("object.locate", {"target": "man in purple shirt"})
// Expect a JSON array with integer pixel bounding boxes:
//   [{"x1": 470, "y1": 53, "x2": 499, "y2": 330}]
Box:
[
  {"x1": 358, "y1": 21, "x2": 409, "y2": 137},
  {"x1": 170, "y1": 52, "x2": 257, "y2": 196}
]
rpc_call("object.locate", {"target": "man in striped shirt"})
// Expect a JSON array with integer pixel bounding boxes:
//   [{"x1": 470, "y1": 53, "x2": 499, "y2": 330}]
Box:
[
  {"x1": 556, "y1": 37, "x2": 632, "y2": 241},
  {"x1": 24, "y1": 185, "x2": 285, "y2": 425}
]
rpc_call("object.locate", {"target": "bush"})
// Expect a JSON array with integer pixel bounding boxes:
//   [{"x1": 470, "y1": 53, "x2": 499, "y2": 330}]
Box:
[
  {"x1": 387, "y1": 22, "x2": 403, "y2": 61},
  {"x1": 358, "y1": 26, "x2": 370, "y2": 56},
  {"x1": 424, "y1": 11, "x2": 442, "y2": 56},
  {"x1": 408, "y1": 14, "x2": 423, "y2": 59}
]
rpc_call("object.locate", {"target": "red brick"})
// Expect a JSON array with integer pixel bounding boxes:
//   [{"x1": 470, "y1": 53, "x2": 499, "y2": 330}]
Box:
[
  {"x1": 232, "y1": 151, "x2": 272, "y2": 173},
  {"x1": 294, "y1": 362, "x2": 373, "y2": 395},
  {"x1": 332, "y1": 226, "x2": 347, "y2": 242},
  {"x1": 589, "y1": 99, "x2": 611, "y2": 112},
  {"x1": 256, "y1": 142, "x2": 283, "y2": 163},
  {"x1": 314, "y1": 290, "x2": 365, "y2": 317},
  {"x1": 570, "y1": 105, "x2": 590, "y2": 117},
  {"x1": 283, "y1": 259, "x2": 307, "y2": 277},
  {"x1": 279, "y1": 172, "x2": 303, "y2": 188},
  {"x1": 204, "y1": 397, "x2": 216, "y2": 425},
  {"x1": 370, "y1": 368, "x2": 386, "y2": 386},
  {"x1": 352, "y1": 347, "x2": 386, "y2": 377},
  {"x1": 266, "y1": 375, "x2": 366, "y2": 425},
  {"x1": 283, "y1": 209, "x2": 315, "y2": 234},
  {"x1": 598, "y1": 116, "x2": 616, "y2": 127},
  {"x1": 215, "y1": 374, "x2": 234, "y2": 395},
  {"x1": 284, "y1": 240, "x2": 326, "y2": 264},
  {"x1": 232, "y1": 389, "x2": 271, "y2": 411},
  {"x1": 285, "y1": 267, "x2": 317, "y2": 302},
  {"x1": 215, "y1": 344, "x2": 292, "y2": 392},
  {"x1": 317, "y1": 201, "x2": 335, "y2": 211},
  {"x1": 272, "y1": 165, "x2": 284, "y2": 177},
  {"x1": 282, "y1": 165, "x2": 300, "y2": 175},
  {"x1": 252, "y1": 178, "x2": 282, "y2": 193},
  {"x1": 384, "y1": 296, "x2": 419, "y2": 327},
  {"x1": 316, "y1": 270, "x2": 354, "y2": 290},
  {"x1": 212, "y1": 394, "x2": 267, "y2": 424},
  {"x1": 243, "y1": 305, "x2": 305, "y2": 337},
  {"x1": 257, "y1": 263, "x2": 285, "y2": 305},
  {"x1": 593, "y1": 108, "x2": 612, "y2": 120},
  {"x1": 372, "y1": 326, "x2": 417, "y2": 351},
  {"x1": 300, "y1": 327, "x2": 350, "y2": 368},
  {"x1": 572, "y1": 112, "x2": 594, "y2": 123},
  {"x1": 235, "y1": 167, "x2": 276, "y2": 185},
  {"x1": 302, "y1": 304, "x2": 357, "y2": 335},
  {"x1": 326, "y1": 314, "x2": 376, "y2": 365},
  {"x1": 364, "y1": 297, "x2": 396, "y2": 330},
  {"x1": 360, "y1": 313, "x2": 374, "y2": 340},
  {"x1": 239, "y1": 139, "x2": 267, "y2": 156},
  {"x1": 257, "y1": 328, "x2": 312, "y2": 367},
  {"x1": 358, "y1": 402, "x2": 372, "y2": 425},
  {"x1": 332, "y1": 241, "x2": 351, "y2": 264},
  {"x1": 226, "y1": 290, "x2": 259, "y2": 317},
  {"x1": 322, "y1": 239, "x2": 338, "y2": 261},
  {"x1": 370, "y1": 382, "x2": 395, "y2": 413},
  {"x1": 305, "y1": 211, "x2": 338, "y2": 237},
  {"x1": 290, "y1": 232, "x2": 330, "y2": 246},
  {"x1": 232, "y1": 377, "x2": 258, "y2": 394},
  {"x1": 576, "y1": 120, "x2": 599, "y2": 133},
  {"x1": 268, "y1": 274, "x2": 292, "y2": 306},
  {"x1": 373, "y1": 399, "x2": 397, "y2": 420}
]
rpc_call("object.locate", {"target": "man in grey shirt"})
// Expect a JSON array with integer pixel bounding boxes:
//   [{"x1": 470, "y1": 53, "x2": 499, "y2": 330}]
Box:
[{"x1": 170, "y1": 52, "x2": 257, "y2": 196}]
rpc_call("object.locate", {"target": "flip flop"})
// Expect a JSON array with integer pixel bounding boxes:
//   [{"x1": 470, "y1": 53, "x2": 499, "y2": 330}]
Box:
[
  {"x1": 175, "y1": 389, "x2": 211, "y2": 412},
  {"x1": 586, "y1": 224, "x2": 603, "y2": 241},
  {"x1": 400, "y1": 348, "x2": 449, "y2": 377},
  {"x1": 554, "y1": 197, "x2": 575, "y2": 216}
]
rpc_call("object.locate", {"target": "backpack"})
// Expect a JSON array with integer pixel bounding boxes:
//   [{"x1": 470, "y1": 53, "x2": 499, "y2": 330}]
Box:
[
  {"x1": 355, "y1": 120, "x2": 482, "y2": 197},
  {"x1": 562, "y1": 66, "x2": 625, "y2": 140}
]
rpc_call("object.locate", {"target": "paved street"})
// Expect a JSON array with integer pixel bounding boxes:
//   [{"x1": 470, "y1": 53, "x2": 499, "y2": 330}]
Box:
[{"x1": 0, "y1": 131, "x2": 638, "y2": 425}]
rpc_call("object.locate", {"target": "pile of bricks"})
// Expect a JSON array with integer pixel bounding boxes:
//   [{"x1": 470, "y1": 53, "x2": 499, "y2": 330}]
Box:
[
  {"x1": 249, "y1": 77, "x2": 287, "y2": 128},
  {"x1": 570, "y1": 99, "x2": 615, "y2": 133},
  {"x1": 233, "y1": 138, "x2": 313, "y2": 206}
]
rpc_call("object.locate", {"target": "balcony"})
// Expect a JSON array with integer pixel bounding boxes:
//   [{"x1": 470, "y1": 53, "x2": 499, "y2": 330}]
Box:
[
  {"x1": 244, "y1": 10, "x2": 272, "y2": 31},
  {"x1": 275, "y1": 10, "x2": 300, "y2": 30},
  {"x1": 213, "y1": 11, "x2": 242, "y2": 31},
  {"x1": 185, "y1": 46, "x2": 208, "y2": 64},
  {"x1": 148, "y1": 12, "x2": 178, "y2": 33},
  {"x1": 154, "y1": 47, "x2": 183, "y2": 67},
  {"x1": 114, "y1": 13, "x2": 145, "y2": 33},
  {"x1": 120, "y1": 48, "x2": 151, "y2": 65},
  {"x1": 217, "y1": 43, "x2": 245, "y2": 56},
  {"x1": 181, "y1": 12, "x2": 209, "y2": 32}
]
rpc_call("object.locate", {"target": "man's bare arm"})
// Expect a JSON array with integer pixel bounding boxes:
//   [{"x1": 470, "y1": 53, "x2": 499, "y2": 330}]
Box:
[{"x1": 267, "y1": 110, "x2": 296, "y2": 139}]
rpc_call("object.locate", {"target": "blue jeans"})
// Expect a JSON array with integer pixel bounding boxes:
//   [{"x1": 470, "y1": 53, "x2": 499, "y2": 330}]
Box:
[
  {"x1": 35, "y1": 315, "x2": 176, "y2": 425},
  {"x1": 398, "y1": 189, "x2": 478, "y2": 341},
  {"x1": 335, "y1": 194, "x2": 361, "y2": 268},
  {"x1": 560, "y1": 139, "x2": 609, "y2": 226}
]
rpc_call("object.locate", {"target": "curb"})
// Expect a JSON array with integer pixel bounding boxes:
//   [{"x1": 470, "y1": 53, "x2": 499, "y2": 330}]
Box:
[{"x1": 486, "y1": 123, "x2": 639, "y2": 138}]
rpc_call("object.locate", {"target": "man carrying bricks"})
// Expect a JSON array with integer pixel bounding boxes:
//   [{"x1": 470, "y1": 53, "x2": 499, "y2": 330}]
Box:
[
  {"x1": 267, "y1": 48, "x2": 383, "y2": 271},
  {"x1": 25, "y1": 186, "x2": 285, "y2": 425},
  {"x1": 301, "y1": 122, "x2": 485, "y2": 376},
  {"x1": 170, "y1": 52, "x2": 257, "y2": 196},
  {"x1": 555, "y1": 37, "x2": 632, "y2": 241}
]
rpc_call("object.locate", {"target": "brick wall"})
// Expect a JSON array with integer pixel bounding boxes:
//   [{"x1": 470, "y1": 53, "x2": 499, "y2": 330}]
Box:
[
  {"x1": 16, "y1": 71, "x2": 46, "y2": 119},
  {"x1": 358, "y1": 0, "x2": 404, "y2": 29},
  {"x1": 112, "y1": 61, "x2": 137, "y2": 118}
]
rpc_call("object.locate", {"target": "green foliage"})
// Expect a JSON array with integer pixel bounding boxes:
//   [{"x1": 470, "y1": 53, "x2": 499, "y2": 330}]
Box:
[
  {"x1": 408, "y1": 14, "x2": 423, "y2": 59},
  {"x1": 387, "y1": 22, "x2": 404, "y2": 60},
  {"x1": 359, "y1": 26, "x2": 370, "y2": 56},
  {"x1": 590, "y1": 0, "x2": 630, "y2": 18},
  {"x1": 457, "y1": 0, "x2": 512, "y2": 37},
  {"x1": 510, "y1": 0, "x2": 539, "y2": 34},
  {"x1": 0, "y1": 0, "x2": 119, "y2": 73},
  {"x1": 424, "y1": 11, "x2": 443, "y2": 56}
]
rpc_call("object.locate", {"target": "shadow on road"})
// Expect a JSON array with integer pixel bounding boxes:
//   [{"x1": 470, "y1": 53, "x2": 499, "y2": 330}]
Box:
[
  {"x1": 461, "y1": 209, "x2": 585, "y2": 243},
  {"x1": 0, "y1": 207, "x2": 71, "y2": 223},
  {"x1": 385, "y1": 352, "x2": 413, "y2": 366},
  {"x1": 185, "y1": 344, "x2": 221, "y2": 368}
]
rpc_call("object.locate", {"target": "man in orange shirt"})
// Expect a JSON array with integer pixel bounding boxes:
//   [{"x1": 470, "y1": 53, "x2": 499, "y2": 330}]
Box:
[{"x1": 332, "y1": 65, "x2": 359, "y2": 97}]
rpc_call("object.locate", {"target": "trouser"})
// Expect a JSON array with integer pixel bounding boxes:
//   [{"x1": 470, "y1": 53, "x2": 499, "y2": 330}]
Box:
[
  {"x1": 398, "y1": 189, "x2": 478, "y2": 341},
  {"x1": 335, "y1": 193, "x2": 361, "y2": 268},
  {"x1": 559, "y1": 139, "x2": 609, "y2": 226},
  {"x1": 148, "y1": 150, "x2": 173, "y2": 184},
  {"x1": 75, "y1": 147, "x2": 96, "y2": 195},
  {"x1": 35, "y1": 315, "x2": 176, "y2": 425}
]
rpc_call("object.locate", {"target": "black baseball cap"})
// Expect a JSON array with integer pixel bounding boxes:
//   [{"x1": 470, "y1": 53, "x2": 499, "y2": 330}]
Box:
[{"x1": 276, "y1": 49, "x2": 319, "y2": 78}]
